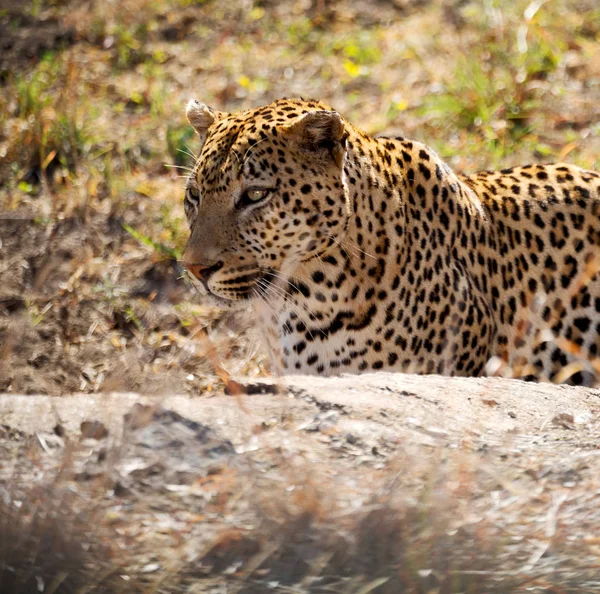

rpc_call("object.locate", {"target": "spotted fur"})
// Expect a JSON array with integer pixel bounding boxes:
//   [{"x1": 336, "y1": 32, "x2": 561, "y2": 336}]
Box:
[{"x1": 182, "y1": 98, "x2": 600, "y2": 384}]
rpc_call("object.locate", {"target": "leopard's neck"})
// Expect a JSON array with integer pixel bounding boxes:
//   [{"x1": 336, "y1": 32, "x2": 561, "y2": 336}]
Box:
[{"x1": 253, "y1": 131, "x2": 493, "y2": 375}]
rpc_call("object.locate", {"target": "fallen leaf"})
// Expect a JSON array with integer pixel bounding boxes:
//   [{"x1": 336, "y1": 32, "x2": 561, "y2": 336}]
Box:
[
  {"x1": 482, "y1": 399, "x2": 499, "y2": 407},
  {"x1": 552, "y1": 413, "x2": 575, "y2": 430}
]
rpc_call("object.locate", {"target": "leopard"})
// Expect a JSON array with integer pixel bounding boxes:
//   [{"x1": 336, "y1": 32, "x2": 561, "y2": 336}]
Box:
[{"x1": 181, "y1": 97, "x2": 600, "y2": 385}]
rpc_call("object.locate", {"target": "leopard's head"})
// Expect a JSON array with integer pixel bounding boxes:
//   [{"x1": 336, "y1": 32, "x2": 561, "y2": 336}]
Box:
[{"x1": 182, "y1": 98, "x2": 351, "y2": 302}]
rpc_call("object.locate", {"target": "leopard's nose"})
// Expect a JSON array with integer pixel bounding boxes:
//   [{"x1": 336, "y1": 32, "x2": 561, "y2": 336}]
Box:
[{"x1": 184, "y1": 260, "x2": 223, "y2": 282}]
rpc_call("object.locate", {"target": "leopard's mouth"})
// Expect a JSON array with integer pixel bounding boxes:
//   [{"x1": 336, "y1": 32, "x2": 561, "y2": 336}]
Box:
[{"x1": 196, "y1": 267, "x2": 280, "y2": 304}]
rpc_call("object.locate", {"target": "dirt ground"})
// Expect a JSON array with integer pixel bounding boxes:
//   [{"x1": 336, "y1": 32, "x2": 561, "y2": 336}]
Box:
[
  {"x1": 0, "y1": 206, "x2": 263, "y2": 396},
  {"x1": 1, "y1": 0, "x2": 600, "y2": 591}
]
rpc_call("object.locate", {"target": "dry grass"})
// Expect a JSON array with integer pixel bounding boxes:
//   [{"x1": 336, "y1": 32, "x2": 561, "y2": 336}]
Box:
[
  {"x1": 186, "y1": 450, "x2": 600, "y2": 594},
  {"x1": 0, "y1": 480, "x2": 139, "y2": 594}
]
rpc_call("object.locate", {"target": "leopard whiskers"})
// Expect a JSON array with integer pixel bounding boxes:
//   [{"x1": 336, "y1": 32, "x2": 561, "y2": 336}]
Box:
[
  {"x1": 258, "y1": 287, "x2": 320, "y2": 344},
  {"x1": 184, "y1": 144, "x2": 198, "y2": 158},
  {"x1": 260, "y1": 269, "x2": 319, "y2": 316},
  {"x1": 314, "y1": 251, "x2": 329, "y2": 280},
  {"x1": 242, "y1": 138, "x2": 268, "y2": 166},
  {"x1": 177, "y1": 147, "x2": 197, "y2": 162},
  {"x1": 320, "y1": 233, "x2": 358, "y2": 267},
  {"x1": 261, "y1": 279, "x2": 325, "y2": 340},
  {"x1": 336, "y1": 235, "x2": 377, "y2": 261},
  {"x1": 253, "y1": 283, "x2": 280, "y2": 321},
  {"x1": 164, "y1": 164, "x2": 196, "y2": 175}
]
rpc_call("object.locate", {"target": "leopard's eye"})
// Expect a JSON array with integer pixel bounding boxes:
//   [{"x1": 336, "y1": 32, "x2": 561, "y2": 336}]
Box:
[
  {"x1": 184, "y1": 185, "x2": 201, "y2": 220},
  {"x1": 186, "y1": 185, "x2": 200, "y2": 205},
  {"x1": 246, "y1": 188, "x2": 269, "y2": 202},
  {"x1": 238, "y1": 187, "x2": 271, "y2": 208}
]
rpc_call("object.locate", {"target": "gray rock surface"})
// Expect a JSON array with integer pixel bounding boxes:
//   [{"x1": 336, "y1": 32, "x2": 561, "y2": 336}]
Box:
[{"x1": 2, "y1": 373, "x2": 600, "y2": 590}]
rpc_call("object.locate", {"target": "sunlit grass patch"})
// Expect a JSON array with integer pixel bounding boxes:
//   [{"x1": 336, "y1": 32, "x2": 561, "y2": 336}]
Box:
[
  {"x1": 11, "y1": 52, "x2": 92, "y2": 187},
  {"x1": 417, "y1": 3, "x2": 574, "y2": 166}
]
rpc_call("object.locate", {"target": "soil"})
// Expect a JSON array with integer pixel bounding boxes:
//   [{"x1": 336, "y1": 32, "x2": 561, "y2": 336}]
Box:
[{"x1": 0, "y1": 206, "x2": 264, "y2": 396}]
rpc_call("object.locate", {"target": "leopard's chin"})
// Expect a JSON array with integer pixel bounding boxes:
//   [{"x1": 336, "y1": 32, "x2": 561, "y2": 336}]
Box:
[{"x1": 204, "y1": 293, "x2": 251, "y2": 309}]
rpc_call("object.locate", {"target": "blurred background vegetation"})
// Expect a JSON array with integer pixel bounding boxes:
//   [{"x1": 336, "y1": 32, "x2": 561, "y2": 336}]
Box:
[{"x1": 0, "y1": 0, "x2": 599, "y2": 396}]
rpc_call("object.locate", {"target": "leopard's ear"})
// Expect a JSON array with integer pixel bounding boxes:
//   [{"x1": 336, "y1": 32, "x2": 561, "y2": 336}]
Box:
[
  {"x1": 281, "y1": 110, "x2": 347, "y2": 167},
  {"x1": 186, "y1": 100, "x2": 225, "y2": 148}
]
